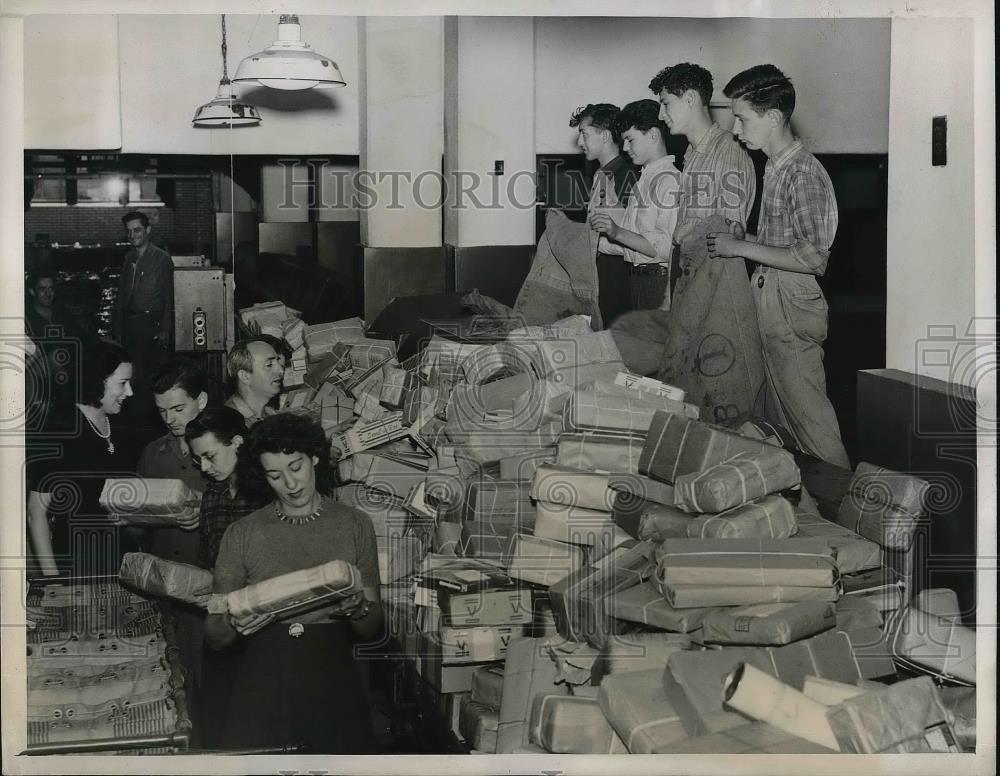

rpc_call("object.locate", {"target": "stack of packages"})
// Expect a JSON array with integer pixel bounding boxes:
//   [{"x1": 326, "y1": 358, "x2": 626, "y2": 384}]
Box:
[
  {"x1": 25, "y1": 580, "x2": 192, "y2": 751},
  {"x1": 259, "y1": 312, "x2": 972, "y2": 754},
  {"x1": 239, "y1": 301, "x2": 311, "y2": 387}
]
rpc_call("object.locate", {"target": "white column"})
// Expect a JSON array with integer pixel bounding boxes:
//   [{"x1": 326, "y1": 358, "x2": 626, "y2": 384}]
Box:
[
  {"x1": 358, "y1": 16, "x2": 444, "y2": 248},
  {"x1": 444, "y1": 16, "x2": 536, "y2": 247}
]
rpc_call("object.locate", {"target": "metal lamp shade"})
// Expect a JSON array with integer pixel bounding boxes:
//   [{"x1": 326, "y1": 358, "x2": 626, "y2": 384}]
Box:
[
  {"x1": 232, "y1": 15, "x2": 346, "y2": 90},
  {"x1": 192, "y1": 82, "x2": 261, "y2": 127}
]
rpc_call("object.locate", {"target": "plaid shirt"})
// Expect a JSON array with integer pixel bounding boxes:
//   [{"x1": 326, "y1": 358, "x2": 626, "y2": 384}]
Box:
[
  {"x1": 198, "y1": 480, "x2": 261, "y2": 570},
  {"x1": 680, "y1": 122, "x2": 756, "y2": 227},
  {"x1": 755, "y1": 139, "x2": 838, "y2": 275}
]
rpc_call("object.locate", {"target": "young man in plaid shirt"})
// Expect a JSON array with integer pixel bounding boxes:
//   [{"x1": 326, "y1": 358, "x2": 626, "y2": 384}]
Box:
[{"x1": 707, "y1": 64, "x2": 850, "y2": 468}]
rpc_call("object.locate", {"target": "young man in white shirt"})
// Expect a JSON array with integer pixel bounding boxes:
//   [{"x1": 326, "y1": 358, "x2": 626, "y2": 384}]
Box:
[{"x1": 589, "y1": 99, "x2": 681, "y2": 313}]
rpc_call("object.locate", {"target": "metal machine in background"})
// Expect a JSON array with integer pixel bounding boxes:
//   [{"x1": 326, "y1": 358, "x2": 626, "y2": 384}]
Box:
[{"x1": 173, "y1": 267, "x2": 235, "y2": 353}]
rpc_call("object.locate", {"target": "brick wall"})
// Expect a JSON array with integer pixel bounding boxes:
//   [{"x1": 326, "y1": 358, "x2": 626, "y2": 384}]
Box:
[{"x1": 25, "y1": 179, "x2": 214, "y2": 255}]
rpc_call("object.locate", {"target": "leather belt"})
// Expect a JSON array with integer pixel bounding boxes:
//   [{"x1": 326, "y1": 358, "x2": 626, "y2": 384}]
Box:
[{"x1": 628, "y1": 264, "x2": 669, "y2": 276}]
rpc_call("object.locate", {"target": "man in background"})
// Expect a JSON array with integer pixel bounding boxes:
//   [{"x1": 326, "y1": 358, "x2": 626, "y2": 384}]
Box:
[
  {"x1": 223, "y1": 338, "x2": 284, "y2": 427},
  {"x1": 115, "y1": 211, "x2": 174, "y2": 419}
]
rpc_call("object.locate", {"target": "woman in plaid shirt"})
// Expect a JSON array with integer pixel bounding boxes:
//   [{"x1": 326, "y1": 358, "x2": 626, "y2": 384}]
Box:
[
  {"x1": 707, "y1": 64, "x2": 850, "y2": 469},
  {"x1": 185, "y1": 406, "x2": 263, "y2": 750}
]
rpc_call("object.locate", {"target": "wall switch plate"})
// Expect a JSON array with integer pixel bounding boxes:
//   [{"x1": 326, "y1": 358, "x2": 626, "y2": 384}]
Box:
[{"x1": 932, "y1": 116, "x2": 947, "y2": 166}]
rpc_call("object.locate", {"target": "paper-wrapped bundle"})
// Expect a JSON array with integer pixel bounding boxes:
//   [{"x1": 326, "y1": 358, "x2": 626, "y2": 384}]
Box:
[
  {"x1": 119, "y1": 552, "x2": 213, "y2": 607},
  {"x1": 459, "y1": 695, "x2": 500, "y2": 753},
  {"x1": 533, "y1": 501, "x2": 622, "y2": 549},
  {"x1": 701, "y1": 601, "x2": 837, "y2": 645},
  {"x1": 653, "y1": 721, "x2": 836, "y2": 754},
  {"x1": 459, "y1": 518, "x2": 520, "y2": 559},
  {"x1": 655, "y1": 538, "x2": 838, "y2": 588},
  {"x1": 673, "y1": 448, "x2": 800, "y2": 513},
  {"x1": 504, "y1": 534, "x2": 585, "y2": 588},
  {"x1": 792, "y1": 487, "x2": 882, "y2": 574},
  {"x1": 304, "y1": 343, "x2": 353, "y2": 388},
  {"x1": 99, "y1": 478, "x2": 198, "y2": 527},
  {"x1": 659, "y1": 581, "x2": 840, "y2": 609},
  {"x1": 547, "y1": 541, "x2": 652, "y2": 645},
  {"x1": 379, "y1": 363, "x2": 411, "y2": 408},
  {"x1": 605, "y1": 581, "x2": 723, "y2": 632},
  {"x1": 636, "y1": 502, "x2": 694, "y2": 541},
  {"x1": 496, "y1": 636, "x2": 569, "y2": 752},
  {"x1": 226, "y1": 559, "x2": 363, "y2": 619},
  {"x1": 531, "y1": 465, "x2": 616, "y2": 511},
  {"x1": 892, "y1": 588, "x2": 976, "y2": 685},
  {"x1": 826, "y1": 676, "x2": 961, "y2": 753},
  {"x1": 598, "y1": 668, "x2": 690, "y2": 753},
  {"x1": 499, "y1": 448, "x2": 556, "y2": 481},
  {"x1": 592, "y1": 632, "x2": 692, "y2": 681},
  {"x1": 835, "y1": 461, "x2": 930, "y2": 551},
  {"x1": 533, "y1": 330, "x2": 624, "y2": 377},
  {"x1": 528, "y1": 694, "x2": 627, "y2": 754},
  {"x1": 304, "y1": 317, "x2": 366, "y2": 358},
  {"x1": 639, "y1": 413, "x2": 770, "y2": 484},
  {"x1": 684, "y1": 493, "x2": 797, "y2": 539},
  {"x1": 556, "y1": 432, "x2": 645, "y2": 474},
  {"x1": 608, "y1": 473, "x2": 676, "y2": 507},
  {"x1": 448, "y1": 420, "x2": 563, "y2": 465},
  {"x1": 564, "y1": 389, "x2": 678, "y2": 435},
  {"x1": 465, "y1": 480, "x2": 533, "y2": 522},
  {"x1": 471, "y1": 663, "x2": 506, "y2": 709},
  {"x1": 663, "y1": 647, "x2": 778, "y2": 735}
]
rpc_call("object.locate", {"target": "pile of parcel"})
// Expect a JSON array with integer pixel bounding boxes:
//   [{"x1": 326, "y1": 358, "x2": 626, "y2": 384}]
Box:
[{"x1": 123, "y1": 303, "x2": 979, "y2": 755}]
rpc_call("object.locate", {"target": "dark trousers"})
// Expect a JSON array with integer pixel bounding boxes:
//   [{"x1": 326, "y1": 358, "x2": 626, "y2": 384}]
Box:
[
  {"x1": 596, "y1": 253, "x2": 631, "y2": 327},
  {"x1": 627, "y1": 265, "x2": 670, "y2": 311}
]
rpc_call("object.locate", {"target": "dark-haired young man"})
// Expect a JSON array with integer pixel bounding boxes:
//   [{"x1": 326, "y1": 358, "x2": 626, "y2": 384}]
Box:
[
  {"x1": 568, "y1": 103, "x2": 639, "y2": 325},
  {"x1": 708, "y1": 64, "x2": 849, "y2": 467},
  {"x1": 589, "y1": 99, "x2": 681, "y2": 313},
  {"x1": 651, "y1": 62, "x2": 755, "y2": 229},
  {"x1": 138, "y1": 358, "x2": 210, "y2": 551},
  {"x1": 135, "y1": 357, "x2": 210, "y2": 740},
  {"x1": 647, "y1": 63, "x2": 764, "y2": 422}
]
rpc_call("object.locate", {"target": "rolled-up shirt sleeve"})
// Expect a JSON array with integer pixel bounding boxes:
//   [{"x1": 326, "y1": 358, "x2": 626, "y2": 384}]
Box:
[
  {"x1": 635, "y1": 168, "x2": 681, "y2": 264},
  {"x1": 788, "y1": 170, "x2": 838, "y2": 275}
]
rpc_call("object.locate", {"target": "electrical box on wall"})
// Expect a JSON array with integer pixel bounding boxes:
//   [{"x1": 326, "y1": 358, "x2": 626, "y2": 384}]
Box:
[
  {"x1": 173, "y1": 268, "x2": 233, "y2": 352},
  {"x1": 932, "y1": 116, "x2": 947, "y2": 166}
]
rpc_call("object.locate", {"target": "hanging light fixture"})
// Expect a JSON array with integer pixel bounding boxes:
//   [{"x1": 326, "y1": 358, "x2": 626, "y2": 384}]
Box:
[
  {"x1": 233, "y1": 14, "x2": 346, "y2": 91},
  {"x1": 193, "y1": 15, "x2": 262, "y2": 127}
]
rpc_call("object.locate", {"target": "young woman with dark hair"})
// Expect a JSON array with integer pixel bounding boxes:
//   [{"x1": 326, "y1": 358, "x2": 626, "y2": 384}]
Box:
[{"x1": 204, "y1": 412, "x2": 381, "y2": 754}]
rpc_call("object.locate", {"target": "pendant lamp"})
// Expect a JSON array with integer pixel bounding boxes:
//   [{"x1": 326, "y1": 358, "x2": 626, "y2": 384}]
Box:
[
  {"x1": 233, "y1": 14, "x2": 346, "y2": 91},
  {"x1": 193, "y1": 15, "x2": 262, "y2": 127}
]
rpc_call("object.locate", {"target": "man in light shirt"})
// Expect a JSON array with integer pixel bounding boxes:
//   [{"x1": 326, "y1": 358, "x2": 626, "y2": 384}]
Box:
[{"x1": 589, "y1": 99, "x2": 681, "y2": 313}]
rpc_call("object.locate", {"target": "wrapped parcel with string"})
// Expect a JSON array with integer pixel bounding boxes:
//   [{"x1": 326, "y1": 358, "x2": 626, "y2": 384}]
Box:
[
  {"x1": 673, "y1": 448, "x2": 801, "y2": 513},
  {"x1": 99, "y1": 478, "x2": 199, "y2": 527},
  {"x1": 119, "y1": 552, "x2": 213, "y2": 608},
  {"x1": 226, "y1": 559, "x2": 363, "y2": 620}
]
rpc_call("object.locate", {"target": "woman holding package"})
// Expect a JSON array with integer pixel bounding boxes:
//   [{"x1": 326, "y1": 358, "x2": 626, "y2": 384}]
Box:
[
  {"x1": 204, "y1": 411, "x2": 382, "y2": 754},
  {"x1": 26, "y1": 340, "x2": 134, "y2": 577}
]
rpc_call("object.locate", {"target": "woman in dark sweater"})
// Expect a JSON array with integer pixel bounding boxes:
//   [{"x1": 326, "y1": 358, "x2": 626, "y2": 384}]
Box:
[{"x1": 204, "y1": 412, "x2": 381, "y2": 754}]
